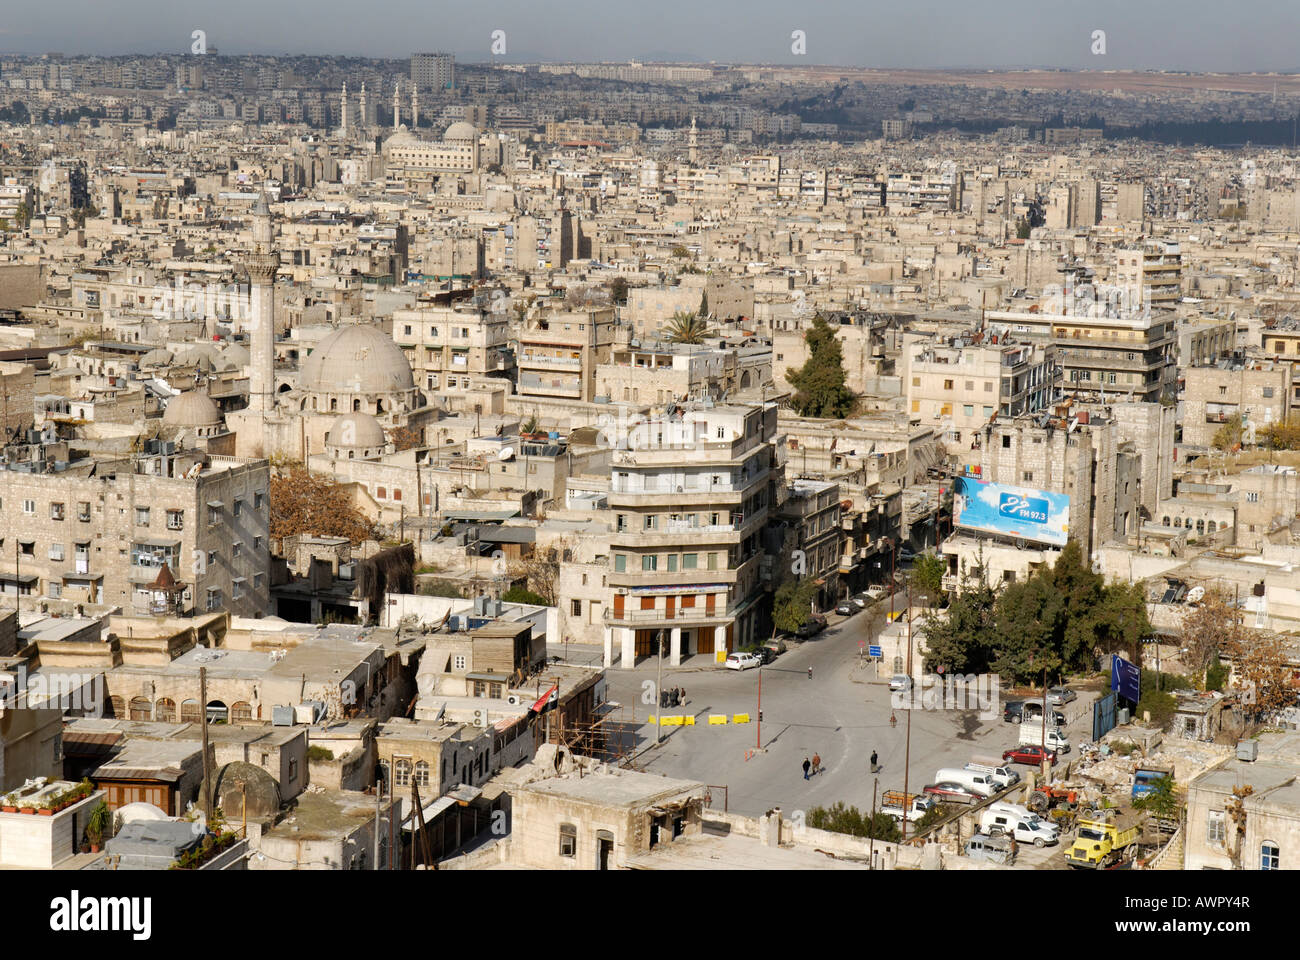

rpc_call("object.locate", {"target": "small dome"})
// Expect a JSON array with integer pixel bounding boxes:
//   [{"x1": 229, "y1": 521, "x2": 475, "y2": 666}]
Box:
[
  {"x1": 163, "y1": 390, "x2": 222, "y2": 427},
  {"x1": 299, "y1": 323, "x2": 414, "y2": 395},
  {"x1": 214, "y1": 761, "x2": 282, "y2": 820},
  {"x1": 327, "y1": 412, "x2": 386, "y2": 449},
  {"x1": 444, "y1": 121, "x2": 478, "y2": 141},
  {"x1": 140, "y1": 348, "x2": 174, "y2": 368},
  {"x1": 222, "y1": 343, "x2": 251, "y2": 367}
]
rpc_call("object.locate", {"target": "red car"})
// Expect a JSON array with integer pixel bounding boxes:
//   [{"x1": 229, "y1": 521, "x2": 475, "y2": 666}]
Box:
[
  {"x1": 923, "y1": 782, "x2": 980, "y2": 805},
  {"x1": 1002, "y1": 745, "x2": 1057, "y2": 766}
]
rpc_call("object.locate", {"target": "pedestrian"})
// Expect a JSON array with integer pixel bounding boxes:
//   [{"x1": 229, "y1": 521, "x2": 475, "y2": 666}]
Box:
[
  {"x1": 812, "y1": 752, "x2": 822, "y2": 775},
  {"x1": 890, "y1": 712, "x2": 897, "y2": 729},
  {"x1": 679, "y1": 687, "x2": 686, "y2": 706},
  {"x1": 808, "y1": 665, "x2": 813, "y2": 680},
  {"x1": 802, "y1": 757, "x2": 811, "y2": 781},
  {"x1": 870, "y1": 749, "x2": 879, "y2": 773}
]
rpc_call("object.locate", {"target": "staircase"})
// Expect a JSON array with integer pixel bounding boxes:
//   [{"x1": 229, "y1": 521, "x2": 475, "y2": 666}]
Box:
[{"x1": 1146, "y1": 824, "x2": 1184, "y2": 870}]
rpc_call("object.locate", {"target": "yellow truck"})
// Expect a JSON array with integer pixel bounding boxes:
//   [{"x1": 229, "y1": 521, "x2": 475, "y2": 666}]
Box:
[{"x1": 1065, "y1": 814, "x2": 1142, "y2": 868}]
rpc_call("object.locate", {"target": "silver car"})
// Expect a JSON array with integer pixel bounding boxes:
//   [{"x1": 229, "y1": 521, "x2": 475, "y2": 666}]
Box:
[{"x1": 1047, "y1": 686, "x2": 1078, "y2": 705}]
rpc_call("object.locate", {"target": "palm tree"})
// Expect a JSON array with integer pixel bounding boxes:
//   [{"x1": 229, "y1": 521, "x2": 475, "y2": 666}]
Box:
[{"x1": 663, "y1": 311, "x2": 712, "y2": 345}]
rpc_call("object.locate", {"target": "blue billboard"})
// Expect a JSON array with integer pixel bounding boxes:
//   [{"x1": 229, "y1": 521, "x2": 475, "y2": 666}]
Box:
[
  {"x1": 1111, "y1": 655, "x2": 1141, "y2": 703},
  {"x1": 952, "y1": 477, "x2": 1070, "y2": 547}
]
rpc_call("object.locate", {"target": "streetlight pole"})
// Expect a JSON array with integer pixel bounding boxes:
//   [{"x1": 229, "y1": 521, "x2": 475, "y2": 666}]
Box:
[
  {"x1": 654, "y1": 628, "x2": 664, "y2": 747},
  {"x1": 901, "y1": 580, "x2": 913, "y2": 843},
  {"x1": 756, "y1": 665, "x2": 762, "y2": 751}
]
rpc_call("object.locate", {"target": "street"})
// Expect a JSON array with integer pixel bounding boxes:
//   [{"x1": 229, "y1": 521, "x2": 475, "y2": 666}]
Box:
[{"x1": 551, "y1": 604, "x2": 1096, "y2": 821}]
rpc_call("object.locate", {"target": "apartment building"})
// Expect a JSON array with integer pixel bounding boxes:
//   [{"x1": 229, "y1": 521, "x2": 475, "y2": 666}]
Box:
[
  {"x1": 0, "y1": 444, "x2": 270, "y2": 617},
  {"x1": 1114, "y1": 240, "x2": 1183, "y2": 310},
  {"x1": 1181, "y1": 360, "x2": 1293, "y2": 448},
  {"x1": 516, "y1": 307, "x2": 617, "y2": 403},
  {"x1": 391, "y1": 302, "x2": 512, "y2": 397},
  {"x1": 986, "y1": 307, "x2": 1177, "y2": 402},
  {"x1": 904, "y1": 337, "x2": 1058, "y2": 453},
  {"x1": 596, "y1": 343, "x2": 737, "y2": 404},
  {"x1": 775, "y1": 479, "x2": 842, "y2": 611},
  {"x1": 603, "y1": 402, "x2": 785, "y2": 668},
  {"x1": 410, "y1": 52, "x2": 454, "y2": 91}
]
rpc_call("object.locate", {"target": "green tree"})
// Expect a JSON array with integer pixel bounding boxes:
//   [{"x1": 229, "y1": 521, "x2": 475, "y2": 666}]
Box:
[
  {"x1": 772, "y1": 578, "x2": 818, "y2": 635},
  {"x1": 670, "y1": 244, "x2": 690, "y2": 259},
  {"x1": 698, "y1": 287, "x2": 709, "y2": 318},
  {"x1": 909, "y1": 552, "x2": 946, "y2": 606},
  {"x1": 786, "y1": 314, "x2": 855, "y2": 419},
  {"x1": 13, "y1": 202, "x2": 30, "y2": 229},
  {"x1": 1132, "y1": 775, "x2": 1181, "y2": 820},
  {"x1": 1258, "y1": 416, "x2": 1300, "y2": 450},
  {"x1": 608, "y1": 276, "x2": 629, "y2": 305},
  {"x1": 663, "y1": 310, "x2": 711, "y2": 344},
  {"x1": 806, "y1": 802, "x2": 902, "y2": 842},
  {"x1": 1015, "y1": 218, "x2": 1031, "y2": 239},
  {"x1": 502, "y1": 585, "x2": 549, "y2": 605},
  {"x1": 920, "y1": 563, "x2": 998, "y2": 674},
  {"x1": 1212, "y1": 413, "x2": 1244, "y2": 451}
]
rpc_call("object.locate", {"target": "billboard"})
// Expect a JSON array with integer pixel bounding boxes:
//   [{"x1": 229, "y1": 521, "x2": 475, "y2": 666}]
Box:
[
  {"x1": 952, "y1": 476, "x2": 1070, "y2": 547},
  {"x1": 1111, "y1": 655, "x2": 1141, "y2": 703}
]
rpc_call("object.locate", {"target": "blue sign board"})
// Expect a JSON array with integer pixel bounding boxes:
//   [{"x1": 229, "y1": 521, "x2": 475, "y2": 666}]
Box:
[
  {"x1": 869, "y1": 645, "x2": 883, "y2": 658},
  {"x1": 1111, "y1": 655, "x2": 1141, "y2": 703},
  {"x1": 952, "y1": 477, "x2": 1070, "y2": 547}
]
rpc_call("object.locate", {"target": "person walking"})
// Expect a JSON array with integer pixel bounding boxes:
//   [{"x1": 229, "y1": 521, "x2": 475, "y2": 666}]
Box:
[
  {"x1": 870, "y1": 749, "x2": 879, "y2": 773},
  {"x1": 812, "y1": 752, "x2": 822, "y2": 776},
  {"x1": 808, "y1": 665, "x2": 813, "y2": 680},
  {"x1": 802, "y1": 757, "x2": 811, "y2": 781},
  {"x1": 679, "y1": 687, "x2": 686, "y2": 706}
]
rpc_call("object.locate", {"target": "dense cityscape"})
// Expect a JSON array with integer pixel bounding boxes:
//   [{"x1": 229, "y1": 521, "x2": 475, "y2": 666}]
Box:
[{"x1": 0, "y1": 31, "x2": 1295, "y2": 904}]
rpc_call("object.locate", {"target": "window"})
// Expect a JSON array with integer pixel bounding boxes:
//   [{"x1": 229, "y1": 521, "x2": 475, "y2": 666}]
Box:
[
  {"x1": 135, "y1": 507, "x2": 149, "y2": 525},
  {"x1": 166, "y1": 510, "x2": 184, "y2": 530},
  {"x1": 77, "y1": 502, "x2": 91, "y2": 522},
  {"x1": 207, "y1": 550, "x2": 217, "y2": 569},
  {"x1": 984, "y1": 382, "x2": 993, "y2": 392},
  {"x1": 666, "y1": 554, "x2": 677, "y2": 572},
  {"x1": 1263, "y1": 387, "x2": 1274, "y2": 399},
  {"x1": 1262, "y1": 842, "x2": 1280, "y2": 870},
  {"x1": 983, "y1": 406, "x2": 993, "y2": 417},
  {"x1": 682, "y1": 553, "x2": 698, "y2": 570},
  {"x1": 1022, "y1": 472, "x2": 1033, "y2": 483},
  {"x1": 559, "y1": 824, "x2": 577, "y2": 858},
  {"x1": 22, "y1": 499, "x2": 34, "y2": 515},
  {"x1": 943, "y1": 379, "x2": 953, "y2": 390},
  {"x1": 206, "y1": 588, "x2": 221, "y2": 611},
  {"x1": 48, "y1": 543, "x2": 64, "y2": 561},
  {"x1": 911, "y1": 376, "x2": 920, "y2": 387},
  {"x1": 393, "y1": 489, "x2": 402, "y2": 502},
  {"x1": 716, "y1": 426, "x2": 725, "y2": 439},
  {"x1": 963, "y1": 405, "x2": 974, "y2": 417},
  {"x1": 50, "y1": 502, "x2": 65, "y2": 521},
  {"x1": 706, "y1": 552, "x2": 718, "y2": 570},
  {"x1": 1001, "y1": 435, "x2": 1011, "y2": 448},
  {"x1": 415, "y1": 760, "x2": 430, "y2": 786},
  {"x1": 1207, "y1": 810, "x2": 1226, "y2": 845},
  {"x1": 377, "y1": 487, "x2": 387, "y2": 500},
  {"x1": 208, "y1": 504, "x2": 221, "y2": 524},
  {"x1": 19, "y1": 541, "x2": 33, "y2": 557},
  {"x1": 643, "y1": 514, "x2": 657, "y2": 531},
  {"x1": 254, "y1": 491, "x2": 265, "y2": 510},
  {"x1": 232, "y1": 499, "x2": 243, "y2": 518},
  {"x1": 642, "y1": 555, "x2": 658, "y2": 571},
  {"x1": 614, "y1": 554, "x2": 627, "y2": 573},
  {"x1": 232, "y1": 542, "x2": 243, "y2": 558},
  {"x1": 1219, "y1": 386, "x2": 1228, "y2": 395},
  {"x1": 394, "y1": 758, "x2": 412, "y2": 787},
  {"x1": 1247, "y1": 492, "x2": 1260, "y2": 503},
  {"x1": 571, "y1": 599, "x2": 582, "y2": 616},
  {"x1": 453, "y1": 655, "x2": 466, "y2": 671}
]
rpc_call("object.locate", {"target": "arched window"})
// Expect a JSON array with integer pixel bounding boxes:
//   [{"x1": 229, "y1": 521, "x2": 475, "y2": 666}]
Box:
[
  {"x1": 330, "y1": 398, "x2": 338, "y2": 412},
  {"x1": 353, "y1": 398, "x2": 361, "y2": 412},
  {"x1": 1262, "y1": 842, "x2": 1280, "y2": 870},
  {"x1": 129, "y1": 697, "x2": 152, "y2": 720},
  {"x1": 155, "y1": 697, "x2": 176, "y2": 722},
  {"x1": 394, "y1": 758, "x2": 412, "y2": 786},
  {"x1": 205, "y1": 700, "x2": 229, "y2": 724},
  {"x1": 230, "y1": 701, "x2": 253, "y2": 722},
  {"x1": 415, "y1": 760, "x2": 430, "y2": 786},
  {"x1": 559, "y1": 823, "x2": 577, "y2": 858},
  {"x1": 1196, "y1": 519, "x2": 1205, "y2": 535},
  {"x1": 180, "y1": 699, "x2": 202, "y2": 723},
  {"x1": 1162, "y1": 516, "x2": 1170, "y2": 526},
  {"x1": 376, "y1": 399, "x2": 385, "y2": 414},
  {"x1": 1208, "y1": 521, "x2": 1217, "y2": 534}
]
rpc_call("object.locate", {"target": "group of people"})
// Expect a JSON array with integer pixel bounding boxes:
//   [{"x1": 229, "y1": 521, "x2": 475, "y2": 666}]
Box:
[
  {"x1": 802, "y1": 753, "x2": 823, "y2": 780},
  {"x1": 658, "y1": 686, "x2": 686, "y2": 708}
]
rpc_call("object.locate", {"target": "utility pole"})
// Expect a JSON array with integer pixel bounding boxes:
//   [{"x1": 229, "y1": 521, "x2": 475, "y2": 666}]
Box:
[
  {"x1": 654, "y1": 628, "x2": 665, "y2": 746},
  {"x1": 901, "y1": 581, "x2": 913, "y2": 843},
  {"x1": 374, "y1": 779, "x2": 382, "y2": 870},
  {"x1": 199, "y1": 666, "x2": 211, "y2": 820},
  {"x1": 756, "y1": 665, "x2": 762, "y2": 750},
  {"x1": 869, "y1": 777, "x2": 878, "y2": 869}
]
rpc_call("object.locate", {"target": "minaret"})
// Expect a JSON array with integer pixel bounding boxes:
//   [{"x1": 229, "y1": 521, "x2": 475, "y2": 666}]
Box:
[
  {"x1": 245, "y1": 193, "x2": 278, "y2": 417},
  {"x1": 689, "y1": 115, "x2": 699, "y2": 164},
  {"x1": 341, "y1": 82, "x2": 348, "y2": 136},
  {"x1": 359, "y1": 82, "x2": 367, "y2": 134},
  {"x1": 411, "y1": 86, "x2": 419, "y2": 131},
  {"x1": 393, "y1": 81, "x2": 401, "y2": 131}
]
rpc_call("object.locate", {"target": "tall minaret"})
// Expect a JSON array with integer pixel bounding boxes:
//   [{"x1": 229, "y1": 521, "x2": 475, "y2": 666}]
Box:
[
  {"x1": 393, "y1": 81, "x2": 401, "y2": 131},
  {"x1": 411, "y1": 86, "x2": 419, "y2": 131},
  {"x1": 689, "y1": 115, "x2": 699, "y2": 164},
  {"x1": 245, "y1": 193, "x2": 278, "y2": 417},
  {"x1": 359, "y1": 82, "x2": 367, "y2": 134},
  {"x1": 341, "y1": 82, "x2": 348, "y2": 135}
]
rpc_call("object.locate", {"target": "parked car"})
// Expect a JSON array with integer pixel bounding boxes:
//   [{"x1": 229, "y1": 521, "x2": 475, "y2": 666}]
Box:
[
  {"x1": 889, "y1": 673, "x2": 913, "y2": 693},
  {"x1": 762, "y1": 637, "x2": 787, "y2": 656},
  {"x1": 898, "y1": 546, "x2": 917, "y2": 562},
  {"x1": 835, "y1": 601, "x2": 857, "y2": 616},
  {"x1": 1003, "y1": 701, "x2": 1025, "y2": 723},
  {"x1": 1047, "y1": 686, "x2": 1078, "y2": 705},
  {"x1": 865, "y1": 585, "x2": 887, "y2": 600},
  {"x1": 725, "y1": 652, "x2": 762, "y2": 671},
  {"x1": 1002, "y1": 745, "x2": 1058, "y2": 766},
  {"x1": 965, "y1": 833, "x2": 1015, "y2": 864},
  {"x1": 923, "y1": 781, "x2": 980, "y2": 805},
  {"x1": 1004, "y1": 701, "x2": 1065, "y2": 726},
  {"x1": 754, "y1": 646, "x2": 777, "y2": 665},
  {"x1": 796, "y1": 615, "x2": 827, "y2": 639},
  {"x1": 849, "y1": 595, "x2": 868, "y2": 609}
]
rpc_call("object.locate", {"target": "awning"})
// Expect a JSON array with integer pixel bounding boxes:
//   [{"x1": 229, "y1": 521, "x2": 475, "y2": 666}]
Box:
[
  {"x1": 442, "y1": 508, "x2": 521, "y2": 521},
  {"x1": 0, "y1": 572, "x2": 38, "y2": 584},
  {"x1": 134, "y1": 537, "x2": 181, "y2": 548},
  {"x1": 206, "y1": 500, "x2": 224, "y2": 509}
]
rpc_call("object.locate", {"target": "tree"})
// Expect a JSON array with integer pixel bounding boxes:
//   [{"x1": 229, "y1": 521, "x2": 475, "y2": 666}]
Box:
[
  {"x1": 698, "y1": 287, "x2": 709, "y2": 318},
  {"x1": 1212, "y1": 413, "x2": 1244, "y2": 451},
  {"x1": 608, "y1": 276, "x2": 629, "y2": 305},
  {"x1": 772, "y1": 578, "x2": 818, "y2": 635},
  {"x1": 786, "y1": 314, "x2": 855, "y2": 419},
  {"x1": 806, "y1": 802, "x2": 902, "y2": 842},
  {"x1": 1258, "y1": 416, "x2": 1300, "y2": 450},
  {"x1": 920, "y1": 563, "x2": 998, "y2": 674},
  {"x1": 1015, "y1": 218, "x2": 1031, "y2": 239},
  {"x1": 269, "y1": 467, "x2": 379, "y2": 545},
  {"x1": 663, "y1": 310, "x2": 711, "y2": 344},
  {"x1": 1222, "y1": 629, "x2": 1294, "y2": 724},
  {"x1": 1132, "y1": 775, "x2": 1181, "y2": 821},
  {"x1": 502, "y1": 585, "x2": 548, "y2": 605},
  {"x1": 670, "y1": 244, "x2": 690, "y2": 259},
  {"x1": 13, "y1": 202, "x2": 30, "y2": 229},
  {"x1": 510, "y1": 537, "x2": 573, "y2": 606},
  {"x1": 909, "y1": 552, "x2": 946, "y2": 606},
  {"x1": 1180, "y1": 589, "x2": 1243, "y2": 686}
]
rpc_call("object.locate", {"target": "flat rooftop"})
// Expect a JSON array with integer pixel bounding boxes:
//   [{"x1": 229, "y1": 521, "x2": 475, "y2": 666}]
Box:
[
  {"x1": 263, "y1": 789, "x2": 379, "y2": 841},
  {"x1": 624, "y1": 831, "x2": 873, "y2": 870},
  {"x1": 516, "y1": 768, "x2": 704, "y2": 809}
]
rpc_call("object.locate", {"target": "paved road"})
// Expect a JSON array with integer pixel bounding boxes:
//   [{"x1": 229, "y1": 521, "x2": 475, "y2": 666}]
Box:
[{"x1": 552, "y1": 605, "x2": 1096, "y2": 820}]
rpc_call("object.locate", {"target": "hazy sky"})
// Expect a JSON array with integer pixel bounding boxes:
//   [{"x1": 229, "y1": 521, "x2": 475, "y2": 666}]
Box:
[{"x1": 2, "y1": 0, "x2": 1298, "y2": 72}]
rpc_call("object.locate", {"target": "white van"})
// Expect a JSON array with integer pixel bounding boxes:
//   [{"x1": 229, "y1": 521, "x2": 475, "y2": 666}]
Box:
[
  {"x1": 965, "y1": 760, "x2": 1021, "y2": 789},
  {"x1": 934, "y1": 767, "x2": 998, "y2": 798},
  {"x1": 978, "y1": 807, "x2": 1060, "y2": 847},
  {"x1": 1017, "y1": 724, "x2": 1070, "y2": 754}
]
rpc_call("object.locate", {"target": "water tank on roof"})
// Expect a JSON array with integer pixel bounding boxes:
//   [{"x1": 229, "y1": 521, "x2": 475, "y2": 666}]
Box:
[
  {"x1": 272, "y1": 705, "x2": 295, "y2": 726},
  {"x1": 1238, "y1": 739, "x2": 1258, "y2": 762}
]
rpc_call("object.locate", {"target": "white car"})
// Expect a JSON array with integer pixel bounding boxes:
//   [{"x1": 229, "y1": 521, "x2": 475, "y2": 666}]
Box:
[
  {"x1": 725, "y1": 652, "x2": 762, "y2": 671},
  {"x1": 889, "y1": 673, "x2": 912, "y2": 692},
  {"x1": 865, "y1": 586, "x2": 887, "y2": 600}
]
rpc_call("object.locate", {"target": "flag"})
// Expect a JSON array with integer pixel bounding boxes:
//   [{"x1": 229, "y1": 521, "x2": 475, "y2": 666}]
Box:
[{"x1": 531, "y1": 684, "x2": 559, "y2": 714}]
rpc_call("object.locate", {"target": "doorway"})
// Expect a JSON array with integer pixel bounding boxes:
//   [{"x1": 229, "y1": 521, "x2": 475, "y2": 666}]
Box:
[{"x1": 597, "y1": 830, "x2": 613, "y2": 870}]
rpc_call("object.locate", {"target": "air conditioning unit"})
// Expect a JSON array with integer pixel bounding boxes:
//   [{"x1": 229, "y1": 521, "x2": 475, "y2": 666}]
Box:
[{"x1": 506, "y1": 694, "x2": 521, "y2": 706}]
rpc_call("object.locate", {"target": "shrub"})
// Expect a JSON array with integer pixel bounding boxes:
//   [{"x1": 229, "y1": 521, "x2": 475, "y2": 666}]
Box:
[{"x1": 307, "y1": 746, "x2": 335, "y2": 763}]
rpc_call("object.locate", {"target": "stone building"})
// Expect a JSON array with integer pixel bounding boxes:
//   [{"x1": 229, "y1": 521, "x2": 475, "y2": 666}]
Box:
[{"x1": 1181, "y1": 360, "x2": 1292, "y2": 449}]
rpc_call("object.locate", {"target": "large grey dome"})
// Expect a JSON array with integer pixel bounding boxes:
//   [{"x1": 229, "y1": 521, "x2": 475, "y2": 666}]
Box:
[
  {"x1": 444, "y1": 121, "x2": 478, "y2": 141},
  {"x1": 299, "y1": 324, "x2": 414, "y2": 395},
  {"x1": 163, "y1": 390, "x2": 222, "y2": 427}
]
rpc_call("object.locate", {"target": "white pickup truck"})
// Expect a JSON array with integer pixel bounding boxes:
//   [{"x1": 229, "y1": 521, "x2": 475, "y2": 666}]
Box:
[{"x1": 880, "y1": 790, "x2": 935, "y2": 823}]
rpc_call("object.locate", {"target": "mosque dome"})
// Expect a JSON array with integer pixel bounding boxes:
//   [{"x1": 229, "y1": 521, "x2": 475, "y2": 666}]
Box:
[
  {"x1": 162, "y1": 390, "x2": 222, "y2": 428},
  {"x1": 299, "y1": 323, "x2": 414, "y2": 395},
  {"x1": 327, "y1": 412, "x2": 387, "y2": 450},
  {"x1": 444, "y1": 121, "x2": 478, "y2": 141}
]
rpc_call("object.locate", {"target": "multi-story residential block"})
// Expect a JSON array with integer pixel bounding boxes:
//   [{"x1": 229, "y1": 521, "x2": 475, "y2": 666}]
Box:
[
  {"x1": 1182, "y1": 360, "x2": 1293, "y2": 448},
  {"x1": 775, "y1": 479, "x2": 842, "y2": 611},
  {"x1": 602, "y1": 402, "x2": 785, "y2": 668},
  {"x1": 516, "y1": 306, "x2": 617, "y2": 403},
  {"x1": 1114, "y1": 240, "x2": 1183, "y2": 309},
  {"x1": 0, "y1": 445, "x2": 270, "y2": 617},
  {"x1": 410, "y1": 52, "x2": 454, "y2": 91},
  {"x1": 391, "y1": 301, "x2": 512, "y2": 399}
]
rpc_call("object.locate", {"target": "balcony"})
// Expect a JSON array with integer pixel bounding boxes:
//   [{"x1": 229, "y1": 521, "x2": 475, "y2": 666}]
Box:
[{"x1": 519, "y1": 353, "x2": 582, "y2": 369}]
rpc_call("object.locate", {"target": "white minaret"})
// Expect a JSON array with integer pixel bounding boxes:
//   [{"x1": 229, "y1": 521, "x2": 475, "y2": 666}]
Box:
[
  {"x1": 689, "y1": 115, "x2": 698, "y2": 164},
  {"x1": 393, "y1": 81, "x2": 401, "y2": 131},
  {"x1": 341, "y1": 82, "x2": 348, "y2": 135},
  {"x1": 359, "y1": 82, "x2": 367, "y2": 134},
  {"x1": 411, "y1": 86, "x2": 419, "y2": 131},
  {"x1": 245, "y1": 193, "x2": 278, "y2": 416}
]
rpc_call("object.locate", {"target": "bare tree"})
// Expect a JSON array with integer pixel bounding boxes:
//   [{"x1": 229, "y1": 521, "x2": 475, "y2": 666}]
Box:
[
  {"x1": 1223, "y1": 629, "x2": 1293, "y2": 725},
  {"x1": 1180, "y1": 588, "x2": 1243, "y2": 685}
]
